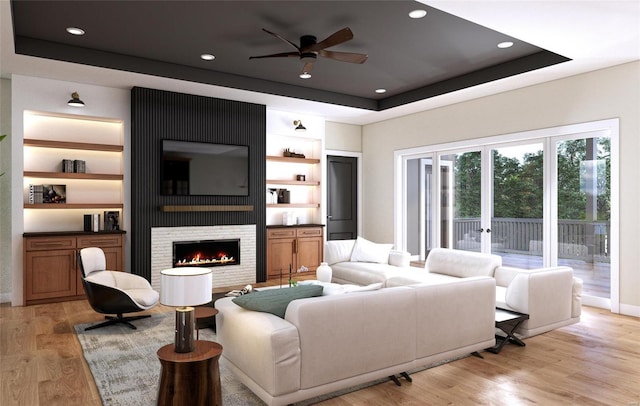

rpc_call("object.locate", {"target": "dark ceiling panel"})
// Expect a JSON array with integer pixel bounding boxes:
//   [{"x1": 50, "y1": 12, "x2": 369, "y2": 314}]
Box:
[{"x1": 10, "y1": 0, "x2": 570, "y2": 110}]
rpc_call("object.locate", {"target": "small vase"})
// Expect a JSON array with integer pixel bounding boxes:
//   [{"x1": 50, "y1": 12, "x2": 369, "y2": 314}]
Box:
[{"x1": 316, "y1": 262, "x2": 332, "y2": 283}]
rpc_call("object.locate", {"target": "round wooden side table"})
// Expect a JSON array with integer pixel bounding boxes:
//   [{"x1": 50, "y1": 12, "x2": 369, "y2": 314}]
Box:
[
  {"x1": 156, "y1": 340, "x2": 223, "y2": 406},
  {"x1": 194, "y1": 306, "x2": 219, "y2": 339}
]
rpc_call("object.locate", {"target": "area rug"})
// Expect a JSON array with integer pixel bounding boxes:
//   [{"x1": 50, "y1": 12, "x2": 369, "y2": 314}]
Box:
[
  {"x1": 75, "y1": 313, "x2": 264, "y2": 406},
  {"x1": 75, "y1": 313, "x2": 464, "y2": 405}
]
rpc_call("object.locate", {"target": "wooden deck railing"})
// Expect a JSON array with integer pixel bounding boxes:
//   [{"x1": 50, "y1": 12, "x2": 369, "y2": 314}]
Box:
[{"x1": 453, "y1": 217, "x2": 609, "y2": 261}]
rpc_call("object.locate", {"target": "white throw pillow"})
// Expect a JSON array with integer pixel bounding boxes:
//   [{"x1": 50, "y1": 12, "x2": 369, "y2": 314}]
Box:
[
  {"x1": 324, "y1": 239, "x2": 356, "y2": 265},
  {"x1": 350, "y1": 236, "x2": 393, "y2": 264}
]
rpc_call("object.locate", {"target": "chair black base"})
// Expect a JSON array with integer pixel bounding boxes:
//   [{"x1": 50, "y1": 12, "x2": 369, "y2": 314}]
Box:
[{"x1": 84, "y1": 313, "x2": 151, "y2": 331}]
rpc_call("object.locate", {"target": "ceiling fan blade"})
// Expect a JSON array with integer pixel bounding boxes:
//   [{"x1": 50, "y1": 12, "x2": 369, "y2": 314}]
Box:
[
  {"x1": 261, "y1": 28, "x2": 300, "y2": 52},
  {"x1": 318, "y1": 50, "x2": 368, "y2": 64},
  {"x1": 301, "y1": 61, "x2": 314, "y2": 74},
  {"x1": 249, "y1": 52, "x2": 300, "y2": 60},
  {"x1": 304, "y1": 27, "x2": 354, "y2": 52}
]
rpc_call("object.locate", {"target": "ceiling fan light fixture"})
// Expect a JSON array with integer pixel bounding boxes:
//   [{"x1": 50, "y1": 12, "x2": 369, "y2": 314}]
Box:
[
  {"x1": 299, "y1": 72, "x2": 312, "y2": 79},
  {"x1": 293, "y1": 120, "x2": 307, "y2": 132},
  {"x1": 498, "y1": 41, "x2": 514, "y2": 49},
  {"x1": 66, "y1": 27, "x2": 85, "y2": 36},
  {"x1": 67, "y1": 91, "x2": 85, "y2": 107},
  {"x1": 409, "y1": 9, "x2": 427, "y2": 19},
  {"x1": 200, "y1": 53, "x2": 215, "y2": 61}
]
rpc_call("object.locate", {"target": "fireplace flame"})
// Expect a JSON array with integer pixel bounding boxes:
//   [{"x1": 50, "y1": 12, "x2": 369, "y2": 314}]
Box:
[
  {"x1": 173, "y1": 240, "x2": 240, "y2": 268},
  {"x1": 175, "y1": 251, "x2": 236, "y2": 267}
]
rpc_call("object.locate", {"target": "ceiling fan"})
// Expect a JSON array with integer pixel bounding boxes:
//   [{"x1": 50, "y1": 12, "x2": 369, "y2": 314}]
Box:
[{"x1": 249, "y1": 27, "x2": 368, "y2": 77}]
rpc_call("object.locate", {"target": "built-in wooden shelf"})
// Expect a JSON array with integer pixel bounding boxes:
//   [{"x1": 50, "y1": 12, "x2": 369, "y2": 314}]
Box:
[
  {"x1": 159, "y1": 205, "x2": 254, "y2": 212},
  {"x1": 266, "y1": 203, "x2": 320, "y2": 208},
  {"x1": 24, "y1": 203, "x2": 124, "y2": 209},
  {"x1": 266, "y1": 179, "x2": 320, "y2": 186},
  {"x1": 266, "y1": 156, "x2": 320, "y2": 164},
  {"x1": 24, "y1": 139, "x2": 123, "y2": 152},
  {"x1": 24, "y1": 171, "x2": 124, "y2": 180}
]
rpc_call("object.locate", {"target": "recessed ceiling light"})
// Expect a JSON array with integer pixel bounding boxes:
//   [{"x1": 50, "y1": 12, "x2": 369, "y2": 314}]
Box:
[
  {"x1": 299, "y1": 72, "x2": 312, "y2": 79},
  {"x1": 375, "y1": 88, "x2": 387, "y2": 94},
  {"x1": 66, "y1": 27, "x2": 85, "y2": 36},
  {"x1": 200, "y1": 53, "x2": 215, "y2": 61},
  {"x1": 409, "y1": 9, "x2": 427, "y2": 19},
  {"x1": 498, "y1": 41, "x2": 514, "y2": 49}
]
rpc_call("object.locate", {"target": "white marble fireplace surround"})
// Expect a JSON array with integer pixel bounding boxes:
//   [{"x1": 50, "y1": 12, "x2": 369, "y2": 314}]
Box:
[{"x1": 151, "y1": 225, "x2": 256, "y2": 292}]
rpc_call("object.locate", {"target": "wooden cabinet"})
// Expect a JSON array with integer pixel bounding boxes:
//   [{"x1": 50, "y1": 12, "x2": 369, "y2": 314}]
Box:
[
  {"x1": 266, "y1": 226, "x2": 324, "y2": 279},
  {"x1": 24, "y1": 232, "x2": 124, "y2": 305}
]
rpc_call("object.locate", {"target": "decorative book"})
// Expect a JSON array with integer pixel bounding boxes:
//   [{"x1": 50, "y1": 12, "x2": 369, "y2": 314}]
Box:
[
  {"x1": 28, "y1": 184, "x2": 44, "y2": 204},
  {"x1": 62, "y1": 159, "x2": 75, "y2": 173}
]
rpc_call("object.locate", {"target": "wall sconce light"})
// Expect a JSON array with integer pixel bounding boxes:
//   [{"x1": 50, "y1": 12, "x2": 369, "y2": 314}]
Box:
[
  {"x1": 68, "y1": 92, "x2": 85, "y2": 107},
  {"x1": 293, "y1": 120, "x2": 306, "y2": 132}
]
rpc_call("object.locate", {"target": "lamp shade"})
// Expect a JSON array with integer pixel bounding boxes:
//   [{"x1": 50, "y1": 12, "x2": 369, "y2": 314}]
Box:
[{"x1": 160, "y1": 267, "x2": 212, "y2": 306}]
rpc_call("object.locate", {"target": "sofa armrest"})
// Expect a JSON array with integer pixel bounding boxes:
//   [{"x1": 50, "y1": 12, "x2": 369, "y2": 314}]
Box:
[
  {"x1": 504, "y1": 267, "x2": 574, "y2": 324},
  {"x1": 215, "y1": 297, "x2": 301, "y2": 396},
  {"x1": 572, "y1": 277, "x2": 583, "y2": 318},
  {"x1": 388, "y1": 250, "x2": 411, "y2": 267}
]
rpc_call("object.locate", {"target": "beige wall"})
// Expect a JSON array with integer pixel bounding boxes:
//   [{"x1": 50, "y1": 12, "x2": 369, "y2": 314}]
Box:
[
  {"x1": 362, "y1": 61, "x2": 640, "y2": 310},
  {"x1": 0, "y1": 79, "x2": 11, "y2": 301},
  {"x1": 325, "y1": 121, "x2": 362, "y2": 152}
]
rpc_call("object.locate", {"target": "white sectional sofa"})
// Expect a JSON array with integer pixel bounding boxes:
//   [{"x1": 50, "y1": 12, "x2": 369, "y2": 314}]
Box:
[
  {"x1": 216, "y1": 276, "x2": 496, "y2": 406},
  {"x1": 326, "y1": 238, "x2": 582, "y2": 338}
]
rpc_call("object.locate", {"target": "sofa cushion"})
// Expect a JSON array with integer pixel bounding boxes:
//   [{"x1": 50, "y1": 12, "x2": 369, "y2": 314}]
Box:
[
  {"x1": 232, "y1": 285, "x2": 323, "y2": 318},
  {"x1": 425, "y1": 248, "x2": 502, "y2": 278},
  {"x1": 388, "y1": 250, "x2": 411, "y2": 267},
  {"x1": 495, "y1": 286, "x2": 513, "y2": 311},
  {"x1": 350, "y1": 236, "x2": 393, "y2": 264},
  {"x1": 331, "y1": 262, "x2": 398, "y2": 286},
  {"x1": 298, "y1": 280, "x2": 383, "y2": 295},
  {"x1": 325, "y1": 239, "x2": 356, "y2": 265},
  {"x1": 385, "y1": 268, "x2": 460, "y2": 287}
]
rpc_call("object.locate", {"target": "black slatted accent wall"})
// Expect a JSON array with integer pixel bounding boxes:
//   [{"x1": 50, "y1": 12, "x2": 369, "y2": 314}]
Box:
[{"x1": 131, "y1": 87, "x2": 267, "y2": 282}]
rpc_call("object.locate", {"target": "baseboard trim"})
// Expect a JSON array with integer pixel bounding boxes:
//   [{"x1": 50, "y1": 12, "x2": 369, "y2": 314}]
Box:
[
  {"x1": 619, "y1": 303, "x2": 640, "y2": 318},
  {"x1": 0, "y1": 292, "x2": 12, "y2": 304}
]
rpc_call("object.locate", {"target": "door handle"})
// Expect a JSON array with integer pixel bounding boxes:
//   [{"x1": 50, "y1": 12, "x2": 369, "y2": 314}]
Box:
[
  {"x1": 477, "y1": 228, "x2": 484, "y2": 232},
  {"x1": 486, "y1": 229, "x2": 491, "y2": 233},
  {"x1": 327, "y1": 215, "x2": 333, "y2": 219}
]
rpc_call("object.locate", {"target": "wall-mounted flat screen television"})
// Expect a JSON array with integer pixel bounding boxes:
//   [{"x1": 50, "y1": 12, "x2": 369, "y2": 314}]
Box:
[{"x1": 162, "y1": 140, "x2": 249, "y2": 196}]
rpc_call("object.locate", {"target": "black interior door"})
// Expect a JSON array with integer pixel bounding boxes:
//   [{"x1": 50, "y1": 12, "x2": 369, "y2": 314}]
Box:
[{"x1": 326, "y1": 155, "x2": 358, "y2": 240}]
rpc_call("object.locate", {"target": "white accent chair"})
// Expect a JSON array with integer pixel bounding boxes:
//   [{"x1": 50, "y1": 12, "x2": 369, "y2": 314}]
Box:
[{"x1": 78, "y1": 247, "x2": 159, "y2": 331}]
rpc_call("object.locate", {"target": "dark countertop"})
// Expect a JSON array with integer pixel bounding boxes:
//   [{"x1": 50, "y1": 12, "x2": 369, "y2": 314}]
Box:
[
  {"x1": 24, "y1": 230, "x2": 126, "y2": 237},
  {"x1": 266, "y1": 224, "x2": 325, "y2": 229}
]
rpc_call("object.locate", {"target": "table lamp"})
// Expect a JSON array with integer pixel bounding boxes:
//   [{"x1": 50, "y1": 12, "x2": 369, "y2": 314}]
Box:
[{"x1": 160, "y1": 267, "x2": 212, "y2": 353}]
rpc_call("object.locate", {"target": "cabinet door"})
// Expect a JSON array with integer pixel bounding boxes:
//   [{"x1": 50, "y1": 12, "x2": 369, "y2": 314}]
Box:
[
  {"x1": 267, "y1": 237, "x2": 296, "y2": 279},
  {"x1": 25, "y1": 249, "x2": 76, "y2": 301},
  {"x1": 77, "y1": 235, "x2": 123, "y2": 271},
  {"x1": 297, "y1": 236, "x2": 324, "y2": 272},
  {"x1": 102, "y1": 246, "x2": 123, "y2": 272},
  {"x1": 76, "y1": 245, "x2": 123, "y2": 295}
]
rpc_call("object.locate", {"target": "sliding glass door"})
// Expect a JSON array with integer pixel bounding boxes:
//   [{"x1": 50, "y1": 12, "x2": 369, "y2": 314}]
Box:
[
  {"x1": 490, "y1": 143, "x2": 544, "y2": 269},
  {"x1": 555, "y1": 136, "x2": 611, "y2": 299},
  {"x1": 439, "y1": 150, "x2": 484, "y2": 252},
  {"x1": 397, "y1": 119, "x2": 618, "y2": 309}
]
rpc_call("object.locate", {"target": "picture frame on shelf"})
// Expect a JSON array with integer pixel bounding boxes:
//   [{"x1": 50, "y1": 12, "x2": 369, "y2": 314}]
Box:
[
  {"x1": 42, "y1": 184, "x2": 66, "y2": 204},
  {"x1": 104, "y1": 211, "x2": 120, "y2": 231}
]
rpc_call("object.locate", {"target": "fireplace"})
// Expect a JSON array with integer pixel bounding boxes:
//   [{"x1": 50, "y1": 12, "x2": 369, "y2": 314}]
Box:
[{"x1": 172, "y1": 239, "x2": 240, "y2": 268}]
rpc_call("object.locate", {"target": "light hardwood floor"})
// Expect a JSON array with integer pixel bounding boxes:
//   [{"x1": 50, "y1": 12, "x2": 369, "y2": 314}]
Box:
[{"x1": 1, "y1": 285, "x2": 639, "y2": 406}]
